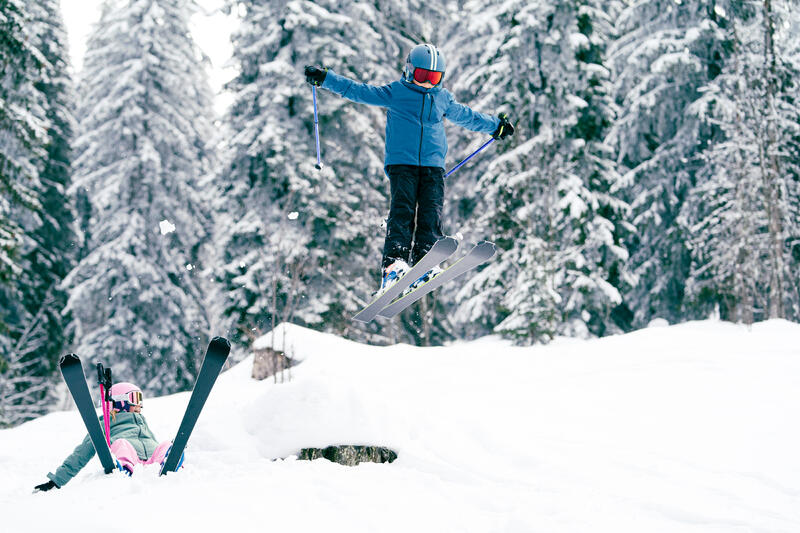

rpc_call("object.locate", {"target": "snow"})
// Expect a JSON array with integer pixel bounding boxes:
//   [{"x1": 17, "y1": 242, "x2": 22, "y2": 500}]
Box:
[
  {"x1": 2, "y1": 320, "x2": 800, "y2": 532},
  {"x1": 569, "y1": 32, "x2": 590, "y2": 50},
  {"x1": 158, "y1": 219, "x2": 176, "y2": 235}
]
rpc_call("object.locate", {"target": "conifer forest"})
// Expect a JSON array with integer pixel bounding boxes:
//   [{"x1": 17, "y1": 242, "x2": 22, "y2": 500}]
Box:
[{"x1": 1, "y1": 0, "x2": 799, "y2": 426}]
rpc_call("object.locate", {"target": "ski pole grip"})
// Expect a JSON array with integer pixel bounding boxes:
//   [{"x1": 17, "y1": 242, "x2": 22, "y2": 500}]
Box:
[
  {"x1": 96, "y1": 363, "x2": 112, "y2": 399},
  {"x1": 104, "y1": 368, "x2": 112, "y2": 400}
]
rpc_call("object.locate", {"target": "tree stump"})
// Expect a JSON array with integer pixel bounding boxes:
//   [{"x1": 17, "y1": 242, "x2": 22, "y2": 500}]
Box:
[{"x1": 252, "y1": 346, "x2": 293, "y2": 381}]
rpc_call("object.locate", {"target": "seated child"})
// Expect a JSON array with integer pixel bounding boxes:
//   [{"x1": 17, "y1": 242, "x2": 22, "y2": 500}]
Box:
[{"x1": 34, "y1": 382, "x2": 180, "y2": 491}]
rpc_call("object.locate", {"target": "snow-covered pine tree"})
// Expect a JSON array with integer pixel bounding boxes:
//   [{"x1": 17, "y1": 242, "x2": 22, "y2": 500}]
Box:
[
  {"x1": 755, "y1": 0, "x2": 799, "y2": 321},
  {"x1": 446, "y1": 0, "x2": 630, "y2": 343},
  {"x1": 442, "y1": 0, "x2": 557, "y2": 342},
  {"x1": 0, "y1": 0, "x2": 60, "y2": 427},
  {"x1": 685, "y1": 0, "x2": 800, "y2": 322},
  {"x1": 0, "y1": 0, "x2": 46, "y2": 284},
  {"x1": 608, "y1": 0, "x2": 732, "y2": 327},
  {"x1": 216, "y1": 0, "x2": 322, "y2": 347},
  {"x1": 551, "y1": 0, "x2": 632, "y2": 338},
  {"x1": 63, "y1": 0, "x2": 214, "y2": 394},
  {"x1": 218, "y1": 0, "x2": 447, "y2": 345},
  {"x1": 782, "y1": 3, "x2": 800, "y2": 319},
  {"x1": 0, "y1": 0, "x2": 78, "y2": 427},
  {"x1": 25, "y1": 0, "x2": 77, "y2": 339}
]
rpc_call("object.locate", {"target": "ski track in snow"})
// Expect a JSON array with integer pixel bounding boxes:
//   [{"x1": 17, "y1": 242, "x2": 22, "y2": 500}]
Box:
[{"x1": 1, "y1": 320, "x2": 799, "y2": 533}]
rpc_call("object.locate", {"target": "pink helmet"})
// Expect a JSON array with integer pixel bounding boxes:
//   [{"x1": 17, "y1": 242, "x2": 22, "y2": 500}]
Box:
[{"x1": 109, "y1": 382, "x2": 142, "y2": 412}]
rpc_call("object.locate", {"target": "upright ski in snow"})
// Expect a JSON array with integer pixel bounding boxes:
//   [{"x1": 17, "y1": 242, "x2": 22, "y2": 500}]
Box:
[
  {"x1": 377, "y1": 241, "x2": 496, "y2": 319},
  {"x1": 160, "y1": 336, "x2": 230, "y2": 476},
  {"x1": 353, "y1": 236, "x2": 459, "y2": 323},
  {"x1": 59, "y1": 354, "x2": 116, "y2": 474}
]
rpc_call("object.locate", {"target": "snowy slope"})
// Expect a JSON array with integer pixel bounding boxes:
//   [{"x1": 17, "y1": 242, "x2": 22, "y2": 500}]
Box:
[{"x1": 1, "y1": 320, "x2": 799, "y2": 532}]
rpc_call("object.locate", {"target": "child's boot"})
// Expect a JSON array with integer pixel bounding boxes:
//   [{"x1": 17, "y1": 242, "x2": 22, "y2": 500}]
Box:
[{"x1": 378, "y1": 259, "x2": 410, "y2": 296}]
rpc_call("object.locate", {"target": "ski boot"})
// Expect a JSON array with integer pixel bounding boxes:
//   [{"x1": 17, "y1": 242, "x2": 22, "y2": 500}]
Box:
[
  {"x1": 377, "y1": 259, "x2": 410, "y2": 297},
  {"x1": 116, "y1": 459, "x2": 133, "y2": 477},
  {"x1": 160, "y1": 444, "x2": 185, "y2": 473}
]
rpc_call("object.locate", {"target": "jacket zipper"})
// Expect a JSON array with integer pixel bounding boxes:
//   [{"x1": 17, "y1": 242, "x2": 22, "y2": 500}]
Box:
[
  {"x1": 418, "y1": 93, "x2": 425, "y2": 165},
  {"x1": 136, "y1": 414, "x2": 149, "y2": 459}
]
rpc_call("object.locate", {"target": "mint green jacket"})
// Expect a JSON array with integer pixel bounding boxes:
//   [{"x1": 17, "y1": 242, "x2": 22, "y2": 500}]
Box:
[{"x1": 47, "y1": 412, "x2": 159, "y2": 487}]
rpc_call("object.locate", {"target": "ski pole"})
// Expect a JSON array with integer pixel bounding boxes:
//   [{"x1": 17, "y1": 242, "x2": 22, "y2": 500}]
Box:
[
  {"x1": 312, "y1": 85, "x2": 323, "y2": 170},
  {"x1": 445, "y1": 138, "x2": 495, "y2": 178},
  {"x1": 96, "y1": 363, "x2": 112, "y2": 446}
]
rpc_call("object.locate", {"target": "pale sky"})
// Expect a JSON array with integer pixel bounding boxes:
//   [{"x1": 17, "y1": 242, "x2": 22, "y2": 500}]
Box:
[{"x1": 59, "y1": 0, "x2": 237, "y2": 115}]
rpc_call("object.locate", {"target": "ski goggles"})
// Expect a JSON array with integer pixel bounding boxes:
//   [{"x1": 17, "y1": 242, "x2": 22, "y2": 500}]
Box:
[
  {"x1": 412, "y1": 67, "x2": 443, "y2": 85},
  {"x1": 110, "y1": 390, "x2": 143, "y2": 406}
]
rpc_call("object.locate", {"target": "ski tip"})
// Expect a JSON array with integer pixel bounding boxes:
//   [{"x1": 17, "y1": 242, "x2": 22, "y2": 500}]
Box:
[
  {"x1": 437, "y1": 236, "x2": 459, "y2": 253},
  {"x1": 209, "y1": 336, "x2": 231, "y2": 355},
  {"x1": 478, "y1": 240, "x2": 497, "y2": 252},
  {"x1": 59, "y1": 353, "x2": 81, "y2": 366}
]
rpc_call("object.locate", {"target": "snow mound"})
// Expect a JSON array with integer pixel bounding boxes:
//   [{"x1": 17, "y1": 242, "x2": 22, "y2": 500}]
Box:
[{"x1": 2, "y1": 320, "x2": 799, "y2": 533}]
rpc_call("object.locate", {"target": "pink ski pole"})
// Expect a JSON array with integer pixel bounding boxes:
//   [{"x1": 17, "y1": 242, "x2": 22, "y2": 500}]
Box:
[{"x1": 97, "y1": 364, "x2": 112, "y2": 446}]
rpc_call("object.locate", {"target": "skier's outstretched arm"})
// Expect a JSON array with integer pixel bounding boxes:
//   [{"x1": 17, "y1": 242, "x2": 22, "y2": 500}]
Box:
[
  {"x1": 305, "y1": 66, "x2": 392, "y2": 107},
  {"x1": 44, "y1": 433, "x2": 96, "y2": 488},
  {"x1": 443, "y1": 91, "x2": 501, "y2": 134}
]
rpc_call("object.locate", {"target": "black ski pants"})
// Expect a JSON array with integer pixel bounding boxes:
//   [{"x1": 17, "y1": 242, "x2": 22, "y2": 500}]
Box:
[{"x1": 382, "y1": 164, "x2": 445, "y2": 269}]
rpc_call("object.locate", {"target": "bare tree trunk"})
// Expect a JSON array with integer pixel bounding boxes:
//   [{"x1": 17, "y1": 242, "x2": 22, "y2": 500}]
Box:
[
  {"x1": 282, "y1": 257, "x2": 307, "y2": 325},
  {"x1": 761, "y1": 0, "x2": 786, "y2": 319},
  {"x1": 284, "y1": 345, "x2": 295, "y2": 381},
  {"x1": 280, "y1": 326, "x2": 287, "y2": 383},
  {"x1": 732, "y1": 137, "x2": 755, "y2": 324},
  {"x1": 735, "y1": 247, "x2": 754, "y2": 325}
]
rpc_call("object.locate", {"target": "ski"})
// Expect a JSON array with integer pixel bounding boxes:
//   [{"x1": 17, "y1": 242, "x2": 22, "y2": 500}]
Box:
[
  {"x1": 353, "y1": 236, "x2": 459, "y2": 323},
  {"x1": 160, "y1": 336, "x2": 231, "y2": 476},
  {"x1": 377, "y1": 241, "x2": 496, "y2": 319},
  {"x1": 59, "y1": 354, "x2": 116, "y2": 474}
]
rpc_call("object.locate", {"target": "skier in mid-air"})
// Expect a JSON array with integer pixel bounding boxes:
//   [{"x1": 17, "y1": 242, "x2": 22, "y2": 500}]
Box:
[
  {"x1": 305, "y1": 43, "x2": 514, "y2": 296},
  {"x1": 33, "y1": 382, "x2": 181, "y2": 491}
]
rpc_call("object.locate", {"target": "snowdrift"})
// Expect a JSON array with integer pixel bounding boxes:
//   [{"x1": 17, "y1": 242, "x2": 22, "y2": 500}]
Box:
[{"x1": 1, "y1": 320, "x2": 799, "y2": 532}]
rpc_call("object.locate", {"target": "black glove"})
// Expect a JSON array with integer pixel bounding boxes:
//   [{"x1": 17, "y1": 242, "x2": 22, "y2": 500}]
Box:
[
  {"x1": 304, "y1": 65, "x2": 327, "y2": 86},
  {"x1": 34, "y1": 480, "x2": 58, "y2": 492},
  {"x1": 492, "y1": 113, "x2": 514, "y2": 140}
]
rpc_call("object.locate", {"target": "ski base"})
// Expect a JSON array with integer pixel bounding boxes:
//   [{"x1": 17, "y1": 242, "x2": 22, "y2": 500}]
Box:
[
  {"x1": 60, "y1": 354, "x2": 116, "y2": 474},
  {"x1": 160, "y1": 336, "x2": 230, "y2": 476}
]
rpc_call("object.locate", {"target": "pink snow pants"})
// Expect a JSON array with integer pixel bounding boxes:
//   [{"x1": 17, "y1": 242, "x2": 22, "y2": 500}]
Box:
[{"x1": 110, "y1": 439, "x2": 172, "y2": 470}]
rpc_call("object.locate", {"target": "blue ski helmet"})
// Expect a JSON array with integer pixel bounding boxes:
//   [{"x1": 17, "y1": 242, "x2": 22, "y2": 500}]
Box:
[{"x1": 403, "y1": 44, "x2": 446, "y2": 86}]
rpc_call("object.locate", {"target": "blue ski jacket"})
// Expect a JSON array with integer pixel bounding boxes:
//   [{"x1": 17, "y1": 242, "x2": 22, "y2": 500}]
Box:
[{"x1": 321, "y1": 69, "x2": 500, "y2": 169}]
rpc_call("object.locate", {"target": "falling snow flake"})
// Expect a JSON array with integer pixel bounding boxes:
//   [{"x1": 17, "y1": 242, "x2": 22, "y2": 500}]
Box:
[{"x1": 159, "y1": 220, "x2": 176, "y2": 235}]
